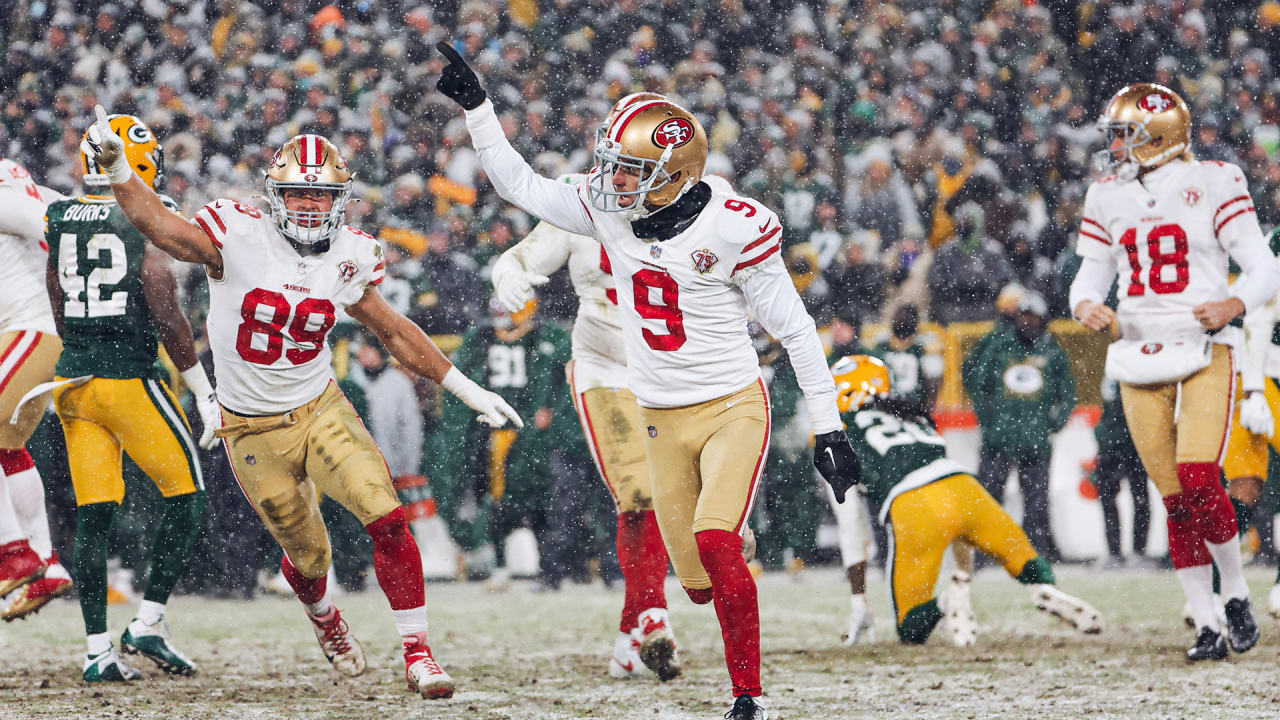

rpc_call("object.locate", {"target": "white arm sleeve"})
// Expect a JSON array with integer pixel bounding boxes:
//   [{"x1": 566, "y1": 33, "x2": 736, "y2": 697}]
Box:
[
  {"x1": 1226, "y1": 238, "x2": 1280, "y2": 313},
  {"x1": 1241, "y1": 288, "x2": 1278, "y2": 392},
  {"x1": 0, "y1": 185, "x2": 49, "y2": 242},
  {"x1": 491, "y1": 220, "x2": 574, "y2": 285},
  {"x1": 464, "y1": 101, "x2": 596, "y2": 237},
  {"x1": 738, "y1": 258, "x2": 842, "y2": 434},
  {"x1": 825, "y1": 477, "x2": 872, "y2": 568},
  {"x1": 1068, "y1": 255, "x2": 1117, "y2": 319}
]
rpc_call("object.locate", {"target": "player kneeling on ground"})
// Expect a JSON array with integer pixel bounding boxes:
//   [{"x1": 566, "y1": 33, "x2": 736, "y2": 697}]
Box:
[
  {"x1": 82, "y1": 107, "x2": 522, "y2": 699},
  {"x1": 829, "y1": 355, "x2": 1103, "y2": 645}
]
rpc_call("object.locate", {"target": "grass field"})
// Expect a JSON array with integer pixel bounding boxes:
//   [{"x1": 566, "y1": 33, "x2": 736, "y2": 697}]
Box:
[{"x1": 3, "y1": 566, "x2": 1280, "y2": 719}]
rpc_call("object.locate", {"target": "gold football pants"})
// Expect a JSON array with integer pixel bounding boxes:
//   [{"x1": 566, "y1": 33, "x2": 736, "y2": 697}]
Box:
[
  {"x1": 639, "y1": 379, "x2": 769, "y2": 591},
  {"x1": 0, "y1": 330, "x2": 62, "y2": 448},
  {"x1": 887, "y1": 474, "x2": 1038, "y2": 625},
  {"x1": 572, "y1": 370, "x2": 654, "y2": 514},
  {"x1": 52, "y1": 375, "x2": 202, "y2": 506},
  {"x1": 1224, "y1": 376, "x2": 1280, "y2": 482},
  {"x1": 216, "y1": 382, "x2": 400, "y2": 579},
  {"x1": 1119, "y1": 343, "x2": 1234, "y2": 497}
]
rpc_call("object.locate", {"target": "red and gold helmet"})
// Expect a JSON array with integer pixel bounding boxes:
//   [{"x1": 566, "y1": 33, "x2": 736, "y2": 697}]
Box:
[
  {"x1": 265, "y1": 133, "x2": 353, "y2": 246},
  {"x1": 589, "y1": 100, "x2": 707, "y2": 220},
  {"x1": 831, "y1": 354, "x2": 891, "y2": 413},
  {"x1": 1094, "y1": 83, "x2": 1191, "y2": 178},
  {"x1": 595, "y1": 91, "x2": 668, "y2": 147},
  {"x1": 80, "y1": 114, "x2": 164, "y2": 190}
]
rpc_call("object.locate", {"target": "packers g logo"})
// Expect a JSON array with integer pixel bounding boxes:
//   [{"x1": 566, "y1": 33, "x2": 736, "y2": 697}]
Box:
[
  {"x1": 1137, "y1": 92, "x2": 1173, "y2": 113},
  {"x1": 1002, "y1": 364, "x2": 1045, "y2": 395},
  {"x1": 652, "y1": 118, "x2": 695, "y2": 148},
  {"x1": 126, "y1": 123, "x2": 153, "y2": 144}
]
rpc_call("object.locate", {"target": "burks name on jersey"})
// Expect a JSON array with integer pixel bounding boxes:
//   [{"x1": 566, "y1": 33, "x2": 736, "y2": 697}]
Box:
[{"x1": 193, "y1": 199, "x2": 385, "y2": 415}]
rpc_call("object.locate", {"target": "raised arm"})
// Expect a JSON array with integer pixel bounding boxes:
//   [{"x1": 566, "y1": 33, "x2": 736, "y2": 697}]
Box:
[
  {"x1": 81, "y1": 105, "x2": 222, "y2": 269},
  {"x1": 435, "y1": 43, "x2": 595, "y2": 237}
]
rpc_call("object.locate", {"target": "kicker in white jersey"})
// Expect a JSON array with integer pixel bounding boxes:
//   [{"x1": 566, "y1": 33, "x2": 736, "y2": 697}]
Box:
[
  {"x1": 0, "y1": 159, "x2": 59, "y2": 336},
  {"x1": 193, "y1": 199, "x2": 385, "y2": 415}
]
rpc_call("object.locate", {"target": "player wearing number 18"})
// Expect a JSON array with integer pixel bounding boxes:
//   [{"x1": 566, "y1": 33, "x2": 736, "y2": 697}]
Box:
[
  {"x1": 1069, "y1": 82, "x2": 1280, "y2": 661},
  {"x1": 81, "y1": 106, "x2": 522, "y2": 700}
]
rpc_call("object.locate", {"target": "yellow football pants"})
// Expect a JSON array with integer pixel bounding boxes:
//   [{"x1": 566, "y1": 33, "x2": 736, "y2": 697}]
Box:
[
  {"x1": 1224, "y1": 376, "x2": 1280, "y2": 482},
  {"x1": 52, "y1": 376, "x2": 203, "y2": 506},
  {"x1": 887, "y1": 474, "x2": 1039, "y2": 625}
]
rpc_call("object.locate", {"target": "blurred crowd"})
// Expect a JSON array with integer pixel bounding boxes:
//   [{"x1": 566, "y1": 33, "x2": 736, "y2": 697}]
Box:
[{"x1": 6, "y1": 0, "x2": 1280, "y2": 592}]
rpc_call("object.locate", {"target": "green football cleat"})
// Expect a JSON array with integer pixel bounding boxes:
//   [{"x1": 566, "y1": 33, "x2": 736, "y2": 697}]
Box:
[
  {"x1": 121, "y1": 617, "x2": 197, "y2": 675},
  {"x1": 83, "y1": 647, "x2": 142, "y2": 682}
]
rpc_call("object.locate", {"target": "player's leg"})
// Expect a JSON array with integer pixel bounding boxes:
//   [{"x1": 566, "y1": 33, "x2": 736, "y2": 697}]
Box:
[
  {"x1": 1176, "y1": 346, "x2": 1258, "y2": 654},
  {"x1": 884, "y1": 487, "x2": 952, "y2": 644},
  {"x1": 0, "y1": 330, "x2": 62, "y2": 449},
  {"x1": 307, "y1": 387, "x2": 452, "y2": 699},
  {"x1": 1093, "y1": 454, "x2": 1125, "y2": 562},
  {"x1": 1124, "y1": 452, "x2": 1152, "y2": 559},
  {"x1": 0, "y1": 449, "x2": 74, "y2": 620},
  {"x1": 112, "y1": 378, "x2": 207, "y2": 674},
  {"x1": 822, "y1": 480, "x2": 874, "y2": 644},
  {"x1": 0, "y1": 456, "x2": 42, "y2": 598}
]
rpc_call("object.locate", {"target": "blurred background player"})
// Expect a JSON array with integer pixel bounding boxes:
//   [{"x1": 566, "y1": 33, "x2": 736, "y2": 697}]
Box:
[
  {"x1": 831, "y1": 354, "x2": 1102, "y2": 645},
  {"x1": 1070, "y1": 83, "x2": 1278, "y2": 661},
  {"x1": 47, "y1": 114, "x2": 218, "y2": 681},
  {"x1": 1093, "y1": 376, "x2": 1152, "y2": 569},
  {"x1": 0, "y1": 157, "x2": 72, "y2": 619}
]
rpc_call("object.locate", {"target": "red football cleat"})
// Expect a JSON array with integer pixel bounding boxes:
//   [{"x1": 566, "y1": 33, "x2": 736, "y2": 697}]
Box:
[{"x1": 0, "y1": 540, "x2": 44, "y2": 597}]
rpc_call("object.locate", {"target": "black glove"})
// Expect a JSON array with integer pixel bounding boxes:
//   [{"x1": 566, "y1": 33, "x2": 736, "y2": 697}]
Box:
[
  {"x1": 814, "y1": 430, "x2": 862, "y2": 504},
  {"x1": 436, "y1": 41, "x2": 488, "y2": 110}
]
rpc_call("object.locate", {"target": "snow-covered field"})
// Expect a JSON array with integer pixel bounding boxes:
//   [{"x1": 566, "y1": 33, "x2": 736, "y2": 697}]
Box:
[{"x1": 3, "y1": 566, "x2": 1280, "y2": 719}]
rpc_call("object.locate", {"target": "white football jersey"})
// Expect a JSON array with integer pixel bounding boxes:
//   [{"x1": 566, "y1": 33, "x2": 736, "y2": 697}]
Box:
[
  {"x1": 0, "y1": 159, "x2": 57, "y2": 336},
  {"x1": 1077, "y1": 159, "x2": 1265, "y2": 345},
  {"x1": 193, "y1": 199, "x2": 385, "y2": 415}
]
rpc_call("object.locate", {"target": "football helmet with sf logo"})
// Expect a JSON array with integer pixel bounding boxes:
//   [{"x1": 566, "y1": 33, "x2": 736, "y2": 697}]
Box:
[
  {"x1": 589, "y1": 101, "x2": 707, "y2": 219},
  {"x1": 1094, "y1": 83, "x2": 1191, "y2": 180},
  {"x1": 265, "y1": 134, "x2": 354, "y2": 246}
]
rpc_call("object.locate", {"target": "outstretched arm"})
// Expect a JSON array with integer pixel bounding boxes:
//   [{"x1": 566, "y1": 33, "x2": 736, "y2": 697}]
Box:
[{"x1": 82, "y1": 105, "x2": 221, "y2": 269}]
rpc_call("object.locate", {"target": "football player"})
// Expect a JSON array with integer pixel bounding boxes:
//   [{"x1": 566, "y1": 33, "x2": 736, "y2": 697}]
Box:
[
  {"x1": 45, "y1": 114, "x2": 218, "y2": 681},
  {"x1": 0, "y1": 157, "x2": 74, "y2": 619},
  {"x1": 82, "y1": 107, "x2": 520, "y2": 699},
  {"x1": 831, "y1": 355, "x2": 1103, "y2": 644},
  {"x1": 1069, "y1": 83, "x2": 1280, "y2": 661},
  {"x1": 438, "y1": 45, "x2": 861, "y2": 720}
]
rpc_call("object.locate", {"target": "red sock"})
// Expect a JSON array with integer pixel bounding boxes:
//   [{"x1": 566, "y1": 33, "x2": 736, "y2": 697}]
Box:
[
  {"x1": 696, "y1": 529, "x2": 761, "y2": 698},
  {"x1": 366, "y1": 507, "x2": 426, "y2": 610},
  {"x1": 281, "y1": 555, "x2": 327, "y2": 605},
  {"x1": 1178, "y1": 462, "x2": 1238, "y2": 544},
  {"x1": 616, "y1": 511, "x2": 669, "y2": 632},
  {"x1": 0, "y1": 448, "x2": 35, "y2": 474},
  {"x1": 1163, "y1": 492, "x2": 1211, "y2": 568}
]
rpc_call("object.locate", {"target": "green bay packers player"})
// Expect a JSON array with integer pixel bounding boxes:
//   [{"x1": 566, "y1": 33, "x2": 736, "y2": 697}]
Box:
[
  {"x1": 1069, "y1": 83, "x2": 1279, "y2": 660},
  {"x1": 83, "y1": 105, "x2": 520, "y2": 700},
  {"x1": 831, "y1": 355, "x2": 1103, "y2": 644},
  {"x1": 46, "y1": 114, "x2": 219, "y2": 681}
]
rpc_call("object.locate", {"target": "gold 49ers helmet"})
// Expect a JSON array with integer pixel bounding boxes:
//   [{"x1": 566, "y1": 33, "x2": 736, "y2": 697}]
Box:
[
  {"x1": 265, "y1": 133, "x2": 353, "y2": 246},
  {"x1": 589, "y1": 100, "x2": 707, "y2": 220},
  {"x1": 81, "y1": 114, "x2": 164, "y2": 190},
  {"x1": 1094, "y1": 83, "x2": 1191, "y2": 178},
  {"x1": 594, "y1": 91, "x2": 669, "y2": 147},
  {"x1": 831, "y1": 354, "x2": 891, "y2": 413}
]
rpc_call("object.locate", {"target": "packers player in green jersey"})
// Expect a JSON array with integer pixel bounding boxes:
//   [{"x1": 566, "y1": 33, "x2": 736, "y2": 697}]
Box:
[
  {"x1": 828, "y1": 355, "x2": 1103, "y2": 645},
  {"x1": 43, "y1": 114, "x2": 219, "y2": 682}
]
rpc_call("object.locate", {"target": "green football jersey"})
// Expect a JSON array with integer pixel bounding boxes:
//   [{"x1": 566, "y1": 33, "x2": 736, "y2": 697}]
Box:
[
  {"x1": 867, "y1": 339, "x2": 942, "y2": 407},
  {"x1": 842, "y1": 404, "x2": 967, "y2": 521},
  {"x1": 44, "y1": 197, "x2": 172, "y2": 379}
]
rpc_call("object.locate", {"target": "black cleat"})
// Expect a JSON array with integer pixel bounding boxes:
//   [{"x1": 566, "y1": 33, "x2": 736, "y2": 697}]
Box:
[
  {"x1": 725, "y1": 695, "x2": 769, "y2": 720},
  {"x1": 1186, "y1": 627, "x2": 1229, "y2": 662},
  {"x1": 1223, "y1": 597, "x2": 1260, "y2": 653}
]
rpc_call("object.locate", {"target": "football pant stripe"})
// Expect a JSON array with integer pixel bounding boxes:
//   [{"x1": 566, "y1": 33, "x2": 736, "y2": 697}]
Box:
[
  {"x1": 570, "y1": 365, "x2": 620, "y2": 509},
  {"x1": 0, "y1": 332, "x2": 37, "y2": 396},
  {"x1": 733, "y1": 376, "x2": 771, "y2": 535},
  {"x1": 1217, "y1": 351, "x2": 1236, "y2": 466},
  {"x1": 143, "y1": 378, "x2": 204, "y2": 491}
]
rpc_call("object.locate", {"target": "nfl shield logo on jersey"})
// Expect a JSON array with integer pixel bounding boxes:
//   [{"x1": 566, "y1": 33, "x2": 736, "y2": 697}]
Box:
[
  {"x1": 650, "y1": 245, "x2": 663, "y2": 259},
  {"x1": 690, "y1": 248, "x2": 719, "y2": 274},
  {"x1": 338, "y1": 260, "x2": 358, "y2": 284}
]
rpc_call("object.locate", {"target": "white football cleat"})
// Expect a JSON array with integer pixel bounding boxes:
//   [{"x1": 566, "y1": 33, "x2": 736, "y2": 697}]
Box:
[
  {"x1": 842, "y1": 593, "x2": 875, "y2": 646},
  {"x1": 308, "y1": 606, "x2": 365, "y2": 676},
  {"x1": 404, "y1": 633, "x2": 454, "y2": 699},
  {"x1": 636, "y1": 607, "x2": 681, "y2": 681},
  {"x1": 1268, "y1": 584, "x2": 1280, "y2": 620},
  {"x1": 1031, "y1": 584, "x2": 1103, "y2": 634},
  {"x1": 608, "y1": 629, "x2": 646, "y2": 678},
  {"x1": 940, "y1": 571, "x2": 977, "y2": 647}
]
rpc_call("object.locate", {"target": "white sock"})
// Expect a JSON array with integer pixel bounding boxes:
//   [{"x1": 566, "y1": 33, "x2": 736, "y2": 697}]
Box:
[
  {"x1": 87, "y1": 632, "x2": 112, "y2": 656},
  {"x1": 0, "y1": 467, "x2": 25, "y2": 546},
  {"x1": 393, "y1": 606, "x2": 429, "y2": 638},
  {"x1": 305, "y1": 583, "x2": 333, "y2": 619},
  {"x1": 1206, "y1": 535, "x2": 1250, "y2": 601},
  {"x1": 6, "y1": 463, "x2": 53, "y2": 558},
  {"x1": 137, "y1": 599, "x2": 166, "y2": 625},
  {"x1": 1176, "y1": 564, "x2": 1220, "y2": 631}
]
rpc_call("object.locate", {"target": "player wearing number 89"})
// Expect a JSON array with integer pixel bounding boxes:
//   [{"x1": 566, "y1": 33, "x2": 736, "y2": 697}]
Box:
[
  {"x1": 46, "y1": 113, "x2": 216, "y2": 681},
  {"x1": 1069, "y1": 82, "x2": 1280, "y2": 661},
  {"x1": 81, "y1": 105, "x2": 521, "y2": 699},
  {"x1": 438, "y1": 42, "x2": 861, "y2": 719}
]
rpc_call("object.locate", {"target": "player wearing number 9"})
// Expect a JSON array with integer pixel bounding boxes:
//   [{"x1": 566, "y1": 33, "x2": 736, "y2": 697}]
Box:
[
  {"x1": 80, "y1": 106, "x2": 521, "y2": 698},
  {"x1": 1069, "y1": 83, "x2": 1280, "y2": 660}
]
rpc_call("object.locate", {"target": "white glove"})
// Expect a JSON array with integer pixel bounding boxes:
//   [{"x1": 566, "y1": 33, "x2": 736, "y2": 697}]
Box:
[
  {"x1": 79, "y1": 105, "x2": 131, "y2": 184},
  {"x1": 493, "y1": 270, "x2": 549, "y2": 313},
  {"x1": 181, "y1": 364, "x2": 221, "y2": 450},
  {"x1": 441, "y1": 366, "x2": 524, "y2": 428},
  {"x1": 1241, "y1": 391, "x2": 1274, "y2": 438},
  {"x1": 843, "y1": 593, "x2": 875, "y2": 646}
]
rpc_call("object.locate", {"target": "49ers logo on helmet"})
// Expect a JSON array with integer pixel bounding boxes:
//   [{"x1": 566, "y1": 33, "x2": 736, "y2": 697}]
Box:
[
  {"x1": 652, "y1": 118, "x2": 695, "y2": 148},
  {"x1": 1137, "y1": 92, "x2": 1173, "y2": 113},
  {"x1": 1141, "y1": 342, "x2": 1163, "y2": 354}
]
